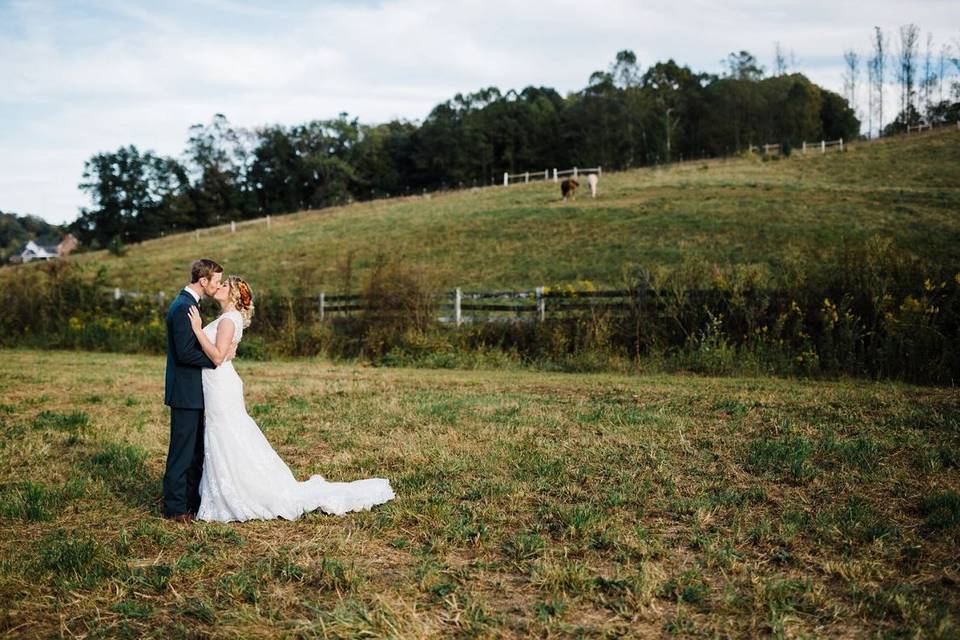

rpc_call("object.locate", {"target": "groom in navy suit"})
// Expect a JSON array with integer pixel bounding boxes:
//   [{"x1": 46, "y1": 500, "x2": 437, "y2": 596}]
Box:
[{"x1": 163, "y1": 259, "x2": 236, "y2": 521}]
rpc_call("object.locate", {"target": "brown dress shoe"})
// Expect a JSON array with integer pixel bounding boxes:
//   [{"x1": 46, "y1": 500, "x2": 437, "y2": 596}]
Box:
[{"x1": 165, "y1": 513, "x2": 195, "y2": 523}]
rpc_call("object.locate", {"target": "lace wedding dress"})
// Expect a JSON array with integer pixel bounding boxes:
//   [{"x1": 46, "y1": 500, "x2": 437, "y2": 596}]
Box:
[{"x1": 196, "y1": 311, "x2": 395, "y2": 522}]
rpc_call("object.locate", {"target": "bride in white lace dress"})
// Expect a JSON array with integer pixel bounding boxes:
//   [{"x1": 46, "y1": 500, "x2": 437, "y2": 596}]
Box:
[{"x1": 186, "y1": 276, "x2": 395, "y2": 522}]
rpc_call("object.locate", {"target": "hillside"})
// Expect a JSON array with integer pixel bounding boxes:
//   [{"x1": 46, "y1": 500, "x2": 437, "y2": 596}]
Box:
[{"x1": 32, "y1": 129, "x2": 960, "y2": 294}]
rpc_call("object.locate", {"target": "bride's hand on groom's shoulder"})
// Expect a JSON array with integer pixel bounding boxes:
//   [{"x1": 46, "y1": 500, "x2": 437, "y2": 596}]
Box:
[{"x1": 187, "y1": 306, "x2": 202, "y2": 334}]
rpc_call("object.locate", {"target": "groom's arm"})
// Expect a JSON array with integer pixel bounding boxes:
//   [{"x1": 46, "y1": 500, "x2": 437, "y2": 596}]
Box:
[{"x1": 172, "y1": 305, "x2": 217, "y2": 369}]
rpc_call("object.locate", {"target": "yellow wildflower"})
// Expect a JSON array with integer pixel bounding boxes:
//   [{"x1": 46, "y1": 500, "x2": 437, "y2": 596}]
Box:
[{"x1": 900, "y1": 296, "x2": 923, "y2": 314}]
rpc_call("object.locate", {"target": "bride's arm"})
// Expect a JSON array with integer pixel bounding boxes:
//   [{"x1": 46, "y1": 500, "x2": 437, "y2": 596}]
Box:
[{"x1": 187, "y1": 307, "x2": 236, "y2": 367}]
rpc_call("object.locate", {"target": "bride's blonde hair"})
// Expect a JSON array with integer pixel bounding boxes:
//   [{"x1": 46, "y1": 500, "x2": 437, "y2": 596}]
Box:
[{"x1": 227, "y1": 276, "x2": 254, "y2": 328}]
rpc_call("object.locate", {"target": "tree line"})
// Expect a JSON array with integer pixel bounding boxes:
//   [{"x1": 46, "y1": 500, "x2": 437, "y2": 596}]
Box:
[
  {"x1": 0, "y1": 211, "x2": 65, "y2": 263},
  {"x1": 71, "y1": 49, "x2": 864, "y2": 249},
  {"x1": 842, "y1": 25, "x2": 960, "y2": 137}
]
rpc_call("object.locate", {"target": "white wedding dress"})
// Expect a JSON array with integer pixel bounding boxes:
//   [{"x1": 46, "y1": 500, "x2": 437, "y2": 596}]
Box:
[{"x1": 196, "y1": 311, "x2": 395, "y2": 522}]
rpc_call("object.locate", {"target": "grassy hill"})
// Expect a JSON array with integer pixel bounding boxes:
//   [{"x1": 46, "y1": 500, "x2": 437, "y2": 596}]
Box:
[{"x1": 14, "y1": 128, "x2": 960, "y2": 295}]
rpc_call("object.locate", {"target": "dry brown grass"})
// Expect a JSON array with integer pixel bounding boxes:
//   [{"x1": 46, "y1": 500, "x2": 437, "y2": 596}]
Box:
[{"x1": 0, "y1": 349, "x2": 958, "y2": 637}]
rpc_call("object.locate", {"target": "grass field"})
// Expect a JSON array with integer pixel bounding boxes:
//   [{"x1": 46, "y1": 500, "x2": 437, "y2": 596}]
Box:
[
  {"x1": 1, "y1": 349, "x2": 958, "y2": 637},
  {"x1": 32, "y1": 128, "x2": 960, "y2": 295}
]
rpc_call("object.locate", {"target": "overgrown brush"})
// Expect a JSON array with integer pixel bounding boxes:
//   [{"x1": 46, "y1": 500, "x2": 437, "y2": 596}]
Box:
[{"x1": 2, "y1": 236, "x2": 957, "y2": 383}]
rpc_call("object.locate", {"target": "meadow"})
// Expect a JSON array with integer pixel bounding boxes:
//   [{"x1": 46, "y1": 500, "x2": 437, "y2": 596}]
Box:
[
  {"x1": 1, "y1": 349, "x2": 958, "y2": 637},
  {"x1": 48, "y1": 127, "x2": 960, "y2": 295}
]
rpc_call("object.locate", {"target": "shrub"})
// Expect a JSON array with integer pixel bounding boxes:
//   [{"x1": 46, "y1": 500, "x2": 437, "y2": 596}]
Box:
[
  {"x1": 107, "y1": 235, "x2": 127, "y2": 257},
  {"x1": 1, "y1": 238, "x2": 957, "y2": 383},
  {"x1": 359, "y1": 254, "x2": 440, "y2": 358}
]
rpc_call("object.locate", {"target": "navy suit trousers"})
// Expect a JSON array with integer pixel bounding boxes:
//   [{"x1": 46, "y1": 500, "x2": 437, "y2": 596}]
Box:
[{"x1": 163, "y1": 408, "x2": 205, "y2": 516}]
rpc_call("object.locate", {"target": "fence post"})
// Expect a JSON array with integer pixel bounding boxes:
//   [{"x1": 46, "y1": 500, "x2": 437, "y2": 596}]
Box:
[
  {"x1": 634, "y1": 273, "x2": 647, "y2": 319},
  {"x1": 230, "y1": 221, "x2": 236, "y2": 233},
  {"x1": 821, "y1": 140, "x2": 825, "y2": 154},
  {"x1": 113, "y1": 287, "x2": 121, "y2": 300},
  {"x1": 544, "y1": 169, "x2": 548, "y2": 181},
  {"x1": 503, "y1": 172, "x2": 508, "y2": 186},
  {"x1": 454, "y1": 288, "x2": 462, "y2": 327},
  {"x1": 536, "y1": 286, "x2": 545, "y2": 322},
  {"x1": 524, "y1": 172, "x2": 529, "y2": 183},
  {"x1": 839, "y1": 138, "x2": 843, "y2": 152},
  {"x1": 802, "y1": 141, "x2": 806, "y2": 154},
  {"x1": 598, "y1": 166, "x2": 602, "y2": 176},
  {"x1": 195, "y1": 229, "x2": 200, "y2": 242},
  {"x1": 573, "y1": 167, "x2": 578, "y2": 178},
  {"x1": 318, "y1": 292, "x2": 325, "y2": 322},
  {"x1": 266, "y1": 215, "x2": 271, "y2": 229},
  {"x1": 553, "y1": 168, "x2": 558, "y2": 182}
]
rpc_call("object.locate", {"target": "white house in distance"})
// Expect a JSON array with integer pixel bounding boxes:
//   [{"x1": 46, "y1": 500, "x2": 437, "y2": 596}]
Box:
[{"x1": 12, "y1": 234, "x2": 79, "y2": 263}]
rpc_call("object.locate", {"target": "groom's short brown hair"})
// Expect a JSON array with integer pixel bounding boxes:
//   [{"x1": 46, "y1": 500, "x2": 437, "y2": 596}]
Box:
[{"x1": 191, "y1": 259, "x2": 223, "y2": 283}]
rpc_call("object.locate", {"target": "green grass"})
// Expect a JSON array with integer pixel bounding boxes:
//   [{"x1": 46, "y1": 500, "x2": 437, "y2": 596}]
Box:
[
  {"x1": 0, "y1": 348, "x2": 958, "y2": 637},
  {"x1": 14, "y1": 128, "x2": 958, "y2": 295}
]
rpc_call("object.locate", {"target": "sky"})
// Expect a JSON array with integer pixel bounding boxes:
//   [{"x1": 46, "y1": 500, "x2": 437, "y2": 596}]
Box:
[{"x1": 1, "y1": 0, "x2": 958, "y2": 226}]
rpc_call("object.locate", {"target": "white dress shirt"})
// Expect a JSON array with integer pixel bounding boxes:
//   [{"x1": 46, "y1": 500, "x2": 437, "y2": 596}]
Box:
[{"x1": 182, "y1": 286, "x2": 201, "y2": 303}]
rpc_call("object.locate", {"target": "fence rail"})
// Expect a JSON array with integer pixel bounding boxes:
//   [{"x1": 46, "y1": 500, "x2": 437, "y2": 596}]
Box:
[
  {"x1": 191, "y1": 215, "x2": 274, "y2": 240},
  {"x1": 748, "y1": 139, "x2": 845, "y2": 155},
  {"x1": 503, "y1": 166, "x2": 602, "y2": 186},
  {"x1": 503, "y1": 170, "x2": 551, "y2": 184},
  {"x1": 906, "y1": 120, "x2": 960, "y2": 134},
  {"x1": 103, "y1": 285, "x2": 666, "y2": 325}
]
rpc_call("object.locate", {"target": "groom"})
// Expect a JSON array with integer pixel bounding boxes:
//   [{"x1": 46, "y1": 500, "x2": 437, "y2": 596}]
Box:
[{"x1": 162, "y1": 258, "x2": 236, "y2": 522}]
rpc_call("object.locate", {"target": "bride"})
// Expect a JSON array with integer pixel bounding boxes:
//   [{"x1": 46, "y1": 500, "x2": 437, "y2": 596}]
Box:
[{"x1": 186, "y1": 276, "x2": 395, "y2": 522}]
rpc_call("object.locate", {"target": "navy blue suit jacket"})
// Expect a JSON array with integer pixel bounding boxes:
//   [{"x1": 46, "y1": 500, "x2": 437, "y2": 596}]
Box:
[{"x1": 164, "y1": 290, "x2": 215, "y2": 408}]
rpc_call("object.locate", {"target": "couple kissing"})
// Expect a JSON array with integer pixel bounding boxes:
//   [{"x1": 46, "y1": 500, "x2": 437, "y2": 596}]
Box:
[{"x1": 162, "y1": 258, "x2": 395, "y2": 523}]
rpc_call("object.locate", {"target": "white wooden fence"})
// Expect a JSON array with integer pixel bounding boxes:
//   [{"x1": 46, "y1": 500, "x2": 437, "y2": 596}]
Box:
[
  {"x1": 801, "y1": 139, "x2": 843, "y2": 154},
  {"x1": 752, "y1": 120, "x2": 958, "y2": 155},
  {"x1": 503, "y1": 166, "x2": 602, "y2": 186},
  {"x1": 749, "y1": 143, "x2": 786, "y2": 155},
  {"x1": 748, "y1": 139, "x2": 844, "y2": 155},
  {"x1": 298, "y1": 288, "x2": 558, "y2": 326},
  {"x1": 105, "y1": 285, "x2": 649, "y2": 326},
  {"x1": 110, "y1": 288, "x2": 168, "y2": 302},
  {"x1": 502, "y1": 169, "x2": 551, "y2": 185},
  {"x1": 906, "y1": 121, "x2": 959, "y2": 134},
  {"x1": 192, "y1": 215, "x2": 274, "y2": 240}
]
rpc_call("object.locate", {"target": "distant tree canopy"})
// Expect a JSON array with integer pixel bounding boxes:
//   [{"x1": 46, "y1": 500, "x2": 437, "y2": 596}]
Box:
[{"x1": 70, "y1": 51, "x2": 865, "y2": 248}]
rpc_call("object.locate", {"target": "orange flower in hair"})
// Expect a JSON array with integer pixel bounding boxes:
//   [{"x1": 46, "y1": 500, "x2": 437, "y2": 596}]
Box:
[
  {"x1": 238, "y1": 281, "x2": 252, "y2": 309},
  {"x1": 227, "y1": 276, "x2": 255, "y2": 328}
]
